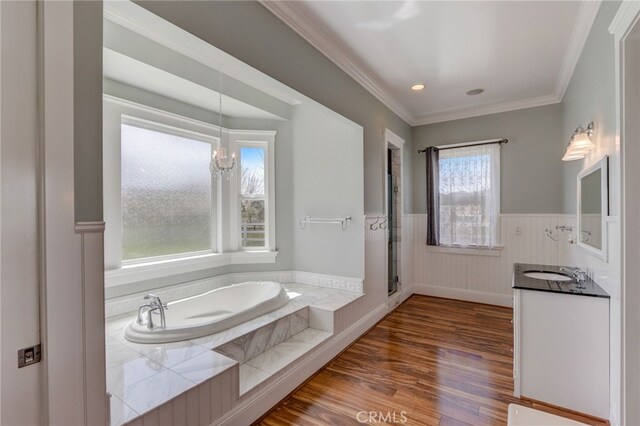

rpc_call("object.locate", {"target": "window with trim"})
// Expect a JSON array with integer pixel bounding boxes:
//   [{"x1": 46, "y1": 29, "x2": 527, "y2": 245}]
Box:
[
  {"x1": 438, "y1": 144, "x2": 501, "y2": 248},
  {"x1": 239, "y1": 146, "x2": 267, "y2": 248},
  {"x1": 228, "y1": 131, "x2": 276, "y2": 252},
  {"x1": 103, "y1": 97, "x2": 277, "y2": 287},
  {"x1": 120, "y1": 120, "x2": 215, "y2": 262}
]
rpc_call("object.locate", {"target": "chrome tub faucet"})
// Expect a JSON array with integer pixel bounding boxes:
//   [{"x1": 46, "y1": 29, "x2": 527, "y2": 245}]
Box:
[{"x1": 137, "y1": 294, "x2": 168, "y2": 329}]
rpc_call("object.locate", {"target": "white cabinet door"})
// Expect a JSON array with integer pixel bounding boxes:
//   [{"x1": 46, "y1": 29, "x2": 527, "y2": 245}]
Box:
[{"x1": 517, "y1": 290, "x2": 609, "y2": 418}]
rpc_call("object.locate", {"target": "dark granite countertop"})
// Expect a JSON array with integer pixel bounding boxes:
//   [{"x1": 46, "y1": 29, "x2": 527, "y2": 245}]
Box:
[{"x1": 513, "y1": 263, "x2": 609, "y2": 298}]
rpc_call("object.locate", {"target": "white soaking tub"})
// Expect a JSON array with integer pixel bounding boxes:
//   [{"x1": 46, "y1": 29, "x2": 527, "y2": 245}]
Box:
[{"x1": 124, "y1": 281, "x2": 290, "y2": 344}]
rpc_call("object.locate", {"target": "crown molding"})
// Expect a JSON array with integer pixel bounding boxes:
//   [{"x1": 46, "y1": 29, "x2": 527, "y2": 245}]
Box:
[
  {"x1": 412, "y1": 94, "x2": 562, "y2": 126},
  {"x1": 609, "y1": 0, "x2": 640, "y2": 39},
  {"x1": 554, "y1": 0, "x2": 603, "y2": 99},
  {"x1": 261, "y1": 0, "x2": 601, "y2": 127},
  {"x1": 259, "y1": 0, "x2": 415, "y2": 126}
]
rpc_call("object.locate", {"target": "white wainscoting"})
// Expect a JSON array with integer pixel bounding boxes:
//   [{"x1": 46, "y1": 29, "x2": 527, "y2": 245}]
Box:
[
  {"x1": 410, "y1": 214, "x2": 575, "y2": 307},
  {"x1": 75, "y1": 222, "x2": 108, "y2": 426}
]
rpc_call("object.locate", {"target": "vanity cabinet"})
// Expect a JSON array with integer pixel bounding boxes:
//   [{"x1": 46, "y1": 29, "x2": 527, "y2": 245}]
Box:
[{"x1": 512, "y1": 265, "x2": 609, "y2": 419}]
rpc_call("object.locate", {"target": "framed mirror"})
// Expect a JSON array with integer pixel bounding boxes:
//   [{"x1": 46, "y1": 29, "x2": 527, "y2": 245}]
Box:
[{"x1": 577, "y1": 155, "x2": 609, "y2": 260}]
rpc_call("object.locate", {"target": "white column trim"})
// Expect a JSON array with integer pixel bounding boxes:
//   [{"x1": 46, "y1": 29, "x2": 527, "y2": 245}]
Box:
[
  {"x1": 41, "y1": 3, "x2": 107, "y2": 425},
  {"x1": 610, "y1": 2, "x2": 640, "y2": 424}
]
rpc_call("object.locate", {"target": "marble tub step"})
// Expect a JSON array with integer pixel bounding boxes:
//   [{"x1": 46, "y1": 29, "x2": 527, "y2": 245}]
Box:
[
  {"x1": 213, "y1": 306, "x2": 310, "y2": 363},
  {"x1": 238, "y1": 327, "x2": 332, "y2": 396}
]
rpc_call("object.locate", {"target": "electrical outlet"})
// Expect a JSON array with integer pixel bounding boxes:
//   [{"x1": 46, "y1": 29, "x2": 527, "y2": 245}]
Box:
[
  {"x1": 18, "y1": 344, "x2": 41, "y2": 368},
  {"x1": 515, "y1": 226, "x2": 522, "y2": 236}
]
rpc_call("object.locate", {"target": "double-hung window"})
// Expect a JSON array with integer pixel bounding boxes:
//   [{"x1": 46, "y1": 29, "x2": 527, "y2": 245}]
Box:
[
  {"x1": 239, "y1": 146, "x2": 267, "y2": 248},
  {"x1": 438, "y1": 143, "x2": 501, "y2": 248},
  {"x1": 229, "y1": 131, "x2": 276, "y2": 252}
]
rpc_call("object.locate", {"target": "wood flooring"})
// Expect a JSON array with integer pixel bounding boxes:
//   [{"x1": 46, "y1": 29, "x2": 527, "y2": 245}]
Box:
[{"x1": 257, "y1": 295, "x2": 607, "y2": 426}]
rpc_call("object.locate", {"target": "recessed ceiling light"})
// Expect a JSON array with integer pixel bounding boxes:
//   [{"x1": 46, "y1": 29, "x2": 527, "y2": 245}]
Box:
[
  {"x1": 411, "y1": 84, "x2": 425, "y2": 92},
  {"x1": 466, "y1": 88, "x2": 485, "y2": 96}
]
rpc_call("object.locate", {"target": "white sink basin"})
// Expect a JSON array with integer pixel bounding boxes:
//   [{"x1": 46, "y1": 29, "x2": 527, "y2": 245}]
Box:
[{"x1": 524, "y1": 271, "x2": 572, "y2": 282}]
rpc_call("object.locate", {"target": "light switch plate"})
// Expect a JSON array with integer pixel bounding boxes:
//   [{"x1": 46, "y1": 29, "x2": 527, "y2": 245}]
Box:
[{"x1": 18, "y1": 344, "x2": 41, "y2": 368}]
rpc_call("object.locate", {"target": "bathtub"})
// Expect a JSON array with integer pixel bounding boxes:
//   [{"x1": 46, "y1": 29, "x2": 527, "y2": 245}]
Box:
[{"x1": 124, "y1": 281, "x2": 290, "y2": 344}]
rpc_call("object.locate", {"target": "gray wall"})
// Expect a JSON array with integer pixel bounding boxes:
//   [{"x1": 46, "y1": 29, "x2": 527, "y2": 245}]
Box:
[
  {"x1": 134, "y1": 1, "x2": 412, "y2": 215},
  {"x1": 74, "y1": 1, "x2": 103, "y2": 221},
  {"x1": 292, "y1": 103, "x2": 364, "y2": 278},
  {"x1": 561, "y1": 1, "x2": 620, "y2": 215},
  {"x1": 411, "y1": 104, "x2": 564, "y2": 214}
]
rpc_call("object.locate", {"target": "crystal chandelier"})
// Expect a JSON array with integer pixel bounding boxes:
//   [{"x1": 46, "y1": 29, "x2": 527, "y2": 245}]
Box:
[{"x1": 210, "y1": 72, "x2": 236, "y2": 178}]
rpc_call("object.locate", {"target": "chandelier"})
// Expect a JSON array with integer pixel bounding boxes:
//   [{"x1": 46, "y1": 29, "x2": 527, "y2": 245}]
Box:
[{"x1": 210, "y1": 72, "x2": 236, "y2": 178}]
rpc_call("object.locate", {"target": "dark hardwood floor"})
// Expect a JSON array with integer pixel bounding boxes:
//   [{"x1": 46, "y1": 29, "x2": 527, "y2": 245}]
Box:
[{"x1": 257, "y1": 295, "x2": 607, "y2": 426}]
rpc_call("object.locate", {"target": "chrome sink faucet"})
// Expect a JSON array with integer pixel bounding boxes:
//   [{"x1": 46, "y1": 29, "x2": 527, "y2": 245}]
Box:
[
  {"x1": 137, "y1": 294, "x2": 168, "y2": 329},
  {"x1": 560, "y1": 267, "x2": 588, "y2": 287}
]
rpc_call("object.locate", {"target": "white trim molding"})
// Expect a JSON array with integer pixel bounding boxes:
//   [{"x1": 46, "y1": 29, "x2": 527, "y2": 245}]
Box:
[
  {"x1": 610, "y1": 2, "x2": 640, "y2": 424},
  {"x1": 555, "y1": 1, "x2": 603, "y2": 99},
  {"x1": 412, "y1": 284, "x2": 513, "y2": 308},
  {"x1": 260, "y1": 1, "x2": 601, "y2": 126},
  {"x1": 427, "y1": 245, "x2": 503, "y2": 257},
  {"x1": 412, "y1": 94, "x2": 563, "y2": 126},
  {"x1": 74, "y1": 222, "x2": 107, "y2": 426},
  {"x1": 103, "y1": 1, "x2": 302, "y2": 108},
  {"x1": 608, "y1": 0, "x2": 640, "y2": 39},
  {"x1": 40, "y1": 3, "x2": 107, "y2": 425},
  {"x1": 74, "y1": 221, "x2": 106, "y2": 233},
  {"x1": 384, "y1": 128, "x2": 405, "y2": 148}
]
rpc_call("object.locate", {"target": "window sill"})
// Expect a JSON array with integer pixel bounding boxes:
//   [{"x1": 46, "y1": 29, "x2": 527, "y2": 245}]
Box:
[
  {"x1": 427, "y1": 245, "x2": 503, "y2": 257},
  {"x1": 105, "y1": 250, "x2": 278, "y2": 289}
]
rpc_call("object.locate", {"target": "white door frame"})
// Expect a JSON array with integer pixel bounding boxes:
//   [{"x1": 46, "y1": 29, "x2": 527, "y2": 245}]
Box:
[
  {"x1": 610, "y1": 3, "x2": 640, "y2": 425},
  {"x1": 383, "y1": 128, "x2": 404, "y2": 301}
]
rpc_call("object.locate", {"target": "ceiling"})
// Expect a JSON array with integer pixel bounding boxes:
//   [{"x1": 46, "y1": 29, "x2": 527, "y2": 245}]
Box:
[{"x1": 262, "y1": 1, "x2": 601, "y2": 125}]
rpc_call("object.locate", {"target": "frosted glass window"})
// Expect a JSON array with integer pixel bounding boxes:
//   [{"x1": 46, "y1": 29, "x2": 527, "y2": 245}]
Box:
[
  {"x1": 240, "y1": 146, "x2": 266, "y2": 247},
  {"x1": 121, "y1": 123, "x2": 212, "y2": 260}
]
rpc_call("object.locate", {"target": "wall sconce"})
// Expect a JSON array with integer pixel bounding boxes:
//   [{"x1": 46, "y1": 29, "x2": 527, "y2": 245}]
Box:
[{"x1": 562, "y1": 122, "x2": 595, "y2": 161}]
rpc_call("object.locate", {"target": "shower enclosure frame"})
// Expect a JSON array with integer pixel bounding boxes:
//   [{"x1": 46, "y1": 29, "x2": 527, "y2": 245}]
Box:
[{"x1": 383, "y1": 128, "x2": 404, "y2": 298}]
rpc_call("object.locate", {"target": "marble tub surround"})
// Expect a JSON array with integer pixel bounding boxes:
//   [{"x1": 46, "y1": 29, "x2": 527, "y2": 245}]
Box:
[
  {"x1": 105, "y1": 282, "x2": 363, "y2": 425},
  {"x1": 105, "y1": 270, "x2": 363, "y2": 318},
  {"x1": 215, "y1": 307, "x2": 309, "y2": 363},
  {"x1": 110, "y1": 362, "x2": 239, "y2": 426},
  {"x1": 239, "y1": 328, "x2": 332, "y2": 396},
  {"x1": 105, "y1": 283, "x2": 363, "y2": 358},
  {"x1": 293, "y1": 271, "x2": 363, "y2": 293},
  {"x1": 170, "y1": 350, "x2": 237, "y2": 385}
]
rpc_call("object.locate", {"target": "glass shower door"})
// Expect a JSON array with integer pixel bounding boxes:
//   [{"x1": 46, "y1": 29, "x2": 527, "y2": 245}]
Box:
[{"x1": 388, "y1": 172, "x2": 398, "y2": 295}]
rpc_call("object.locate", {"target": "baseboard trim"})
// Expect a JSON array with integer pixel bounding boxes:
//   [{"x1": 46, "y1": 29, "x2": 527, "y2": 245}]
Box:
[
  {"x1": 412, "y1": 283, "x2": 513, "y2": 307},
  {"x1": 215, "y1": 303, "x2": 389, "y2": 425}
]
